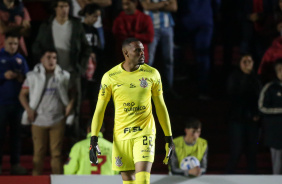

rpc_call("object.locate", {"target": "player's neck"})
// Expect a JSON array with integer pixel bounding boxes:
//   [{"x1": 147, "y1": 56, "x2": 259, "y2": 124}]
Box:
[
  {"x1": 122, "y1": 61, "x2": 139, "y2": 72},
  {"x1": 184, "y1": 136, "x2": 194, "y2": 145}
]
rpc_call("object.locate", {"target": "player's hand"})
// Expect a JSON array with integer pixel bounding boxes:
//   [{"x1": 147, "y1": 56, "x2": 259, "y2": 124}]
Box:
[
  {"x1": 163, "y1": 136, "x2": 174, "y2": 165},
  {"x1": 188, "y1": 166, "x2": 201, "y2": 177},
  {"x1": 90, "y1": 136, "x2": 101, "y2": 165}
]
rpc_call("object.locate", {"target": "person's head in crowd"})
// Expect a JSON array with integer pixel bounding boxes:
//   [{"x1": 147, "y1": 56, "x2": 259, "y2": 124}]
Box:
[
  {"x1": 40, "y1": 48, "x2": 57, "y2": 73},
  {"x1": 184, "y1": 118, "x2": 202, "y2": 144},
  {"x1": 4, "y1": 32, "x2": 20, "y2": 55},
  {"x1": 53, "y1": 0, "x2": 70, "y2": 20},
  {"x1": 122, "y1": 0, "x2": 137, "y2": 15},
  {"x1": 274, "y1": 59, "x2": 282, "y2": 81},
  {"x1": 2, "y1": 0, "x2": 21, "y2": 8},
  {"x1": 79, "y1": 3, "x2": 101, "y2": 26},
  {"x1": 122, "y1": 38, "x2": 145, "y2": 66},
  {"x1": 239, "y1": 54, "x2": 254, "y2": 74}
]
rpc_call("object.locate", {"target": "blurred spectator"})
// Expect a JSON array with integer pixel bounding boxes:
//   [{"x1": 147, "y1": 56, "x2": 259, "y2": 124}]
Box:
[
  {"x1": 32, "y1": 0, "x2": 91, "y2": 137},
  {"x1": 225, "y1": 54, "x2": 261, "y2": 174},
  {"x1": 0, "y1": 32, "x2": 28, "y2": 175},
  {"x1": 258, "y1": 59, "x2": 282, "y2": 174},
  {"x1": 64, "y1": 121, "x2": 118, "y2": 175},
  {"x1": 112, "y1": 0, "x2": 154, "y2": 63},
  {"x1": 19, "y1": 48, "x2": 75, "y2": 175},
  {"x1": 258, "y1": 36, "x2": 282, "y2": 84},
  {"x1": 0, "y1": 0, "x2": 31, "y2": 57},
  {"x1": 175, "y1": 0, "x2": 220, "y2": 98},
  {"x1": 169, "y1": 118, "x2": 208, "y2": 177},
  {"x1": 139, "y1": 0, "x2": 177, "y2": 95},
  {"x1": 72, "y1": 0, "x2": 112, "y2": 50},
  {"x1": 79, "y1": 3, "x2": 102, "y2": 115},
  {"x1": 240, "y1": 0, "x2": 275, "y2": 70}
]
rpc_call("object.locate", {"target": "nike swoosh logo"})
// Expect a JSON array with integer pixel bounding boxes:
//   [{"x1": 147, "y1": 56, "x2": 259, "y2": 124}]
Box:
[
  {"x1": 142, "y1": 156, "x2": 149, "y2": 158},
  {"x1": 117, "y1": 84, "x2": 123, "y2": 87}
]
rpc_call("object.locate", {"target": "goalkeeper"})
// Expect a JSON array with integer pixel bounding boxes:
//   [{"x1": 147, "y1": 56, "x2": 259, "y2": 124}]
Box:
[
  {"x1": 169, "y1": 118, "x2": 208, "y2": 177},
  {"x1": 90, "y1": 38, "x2": 173, "y2": 184}
]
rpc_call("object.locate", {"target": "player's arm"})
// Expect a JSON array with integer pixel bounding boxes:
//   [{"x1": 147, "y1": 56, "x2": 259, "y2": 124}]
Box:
[
  {"x1": 64, "y1": 144, "x2": 80, "y2": 174},
  {"x1": 160, "y1": 0, "x2": 178, "y2": 12},
  {"x1": 19, "y1": 85, "x2": 36, "y2": 122},
  {"x1": 152, "y1": 95, "x2": 173, "y2": 164},
  {"x1": 77, "y1": 0, "x2": 112, "y2": 8},
  {"x1": 170, "y1": 151, "x2": 188, "y2": 176},
  {"x1": 140, "y1": 0, "x2": 169, "y2": 11},
  {"x1": 200, "y1": 146, "x2": 208, "y2": 174}
]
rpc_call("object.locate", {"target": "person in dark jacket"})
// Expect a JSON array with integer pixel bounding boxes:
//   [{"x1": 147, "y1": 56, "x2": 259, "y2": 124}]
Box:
[
  {"x1": 32, "y1": 0, "x2": 91, "y2": 137},
  {"x1": 226, "y1": 54, "x2": 262, "y2": 174},
  {"x1": 259, "y1": 59, "x2": 282, "y2": 174}
]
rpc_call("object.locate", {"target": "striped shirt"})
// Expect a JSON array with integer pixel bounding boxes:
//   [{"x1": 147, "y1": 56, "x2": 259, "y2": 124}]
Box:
[{"x1": 143, "y1": 0, "x2": 175, "y2": 28}]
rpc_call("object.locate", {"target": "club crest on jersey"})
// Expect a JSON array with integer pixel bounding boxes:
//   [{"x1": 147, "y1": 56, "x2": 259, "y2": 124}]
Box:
[
  {"x1": 139, "y1": 77, "x2": 148, "y2": 88},
  {"x1": 16, "y1": 58, "x2": 22, "y2": 65},
  {"x1": 115, "y1": 156, "x2": 123, "y2": 167}
]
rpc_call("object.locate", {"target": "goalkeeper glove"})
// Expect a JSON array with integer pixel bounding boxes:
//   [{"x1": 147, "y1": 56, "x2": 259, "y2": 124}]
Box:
[
  {"x1": 89, "y1": 136, "x2": 101, "y2": 165},
  {"x1": 163, "y1": 136, "x2": 174, "y2": 165}
]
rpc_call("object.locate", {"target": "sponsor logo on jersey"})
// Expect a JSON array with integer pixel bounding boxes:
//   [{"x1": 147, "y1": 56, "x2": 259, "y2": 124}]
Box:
[
  {"x1": 117, "y1": 84, "x2": 123, "y2": 87},
  {"x1": 124, "y1": 126, "x2": 143, "y2": 133},
  {"x1": 139, "y1": 77, "x2": 148, "y2": 88},
  {"x1": 141, "y1": 146, "x2": 154, "y2": 154},
  {"x1": 115, "y1": 156, "x2": 123, "y2": 167},
  {"x1": 100, "y1": 84, "x2": 107, "y2": 96},
  {"x1": 130, "y1": 83, "x2": 136, "y2": 88},
  {"x1": 123, "y1": 102, "x2": 146, "y2": 113},
  {"x1": 109, "y1": 71, "x2": 122, "y2": 77},
  {"x1": 139, "y1": 68, "x2": 152, "y2": 73}
]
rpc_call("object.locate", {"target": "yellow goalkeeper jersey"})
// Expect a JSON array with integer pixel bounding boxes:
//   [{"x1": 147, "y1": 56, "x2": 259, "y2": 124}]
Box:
[{"x1": 99, "y1": 63, "x2": 163, "y2": 140}]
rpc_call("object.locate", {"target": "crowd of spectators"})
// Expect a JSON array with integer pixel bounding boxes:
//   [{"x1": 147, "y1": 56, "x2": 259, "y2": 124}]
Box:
[{"x1": 1, "y1": 0, "x2": 282, "y2": 176}]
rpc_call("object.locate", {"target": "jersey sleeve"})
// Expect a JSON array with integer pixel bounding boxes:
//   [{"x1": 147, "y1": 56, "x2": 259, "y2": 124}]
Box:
[
  {"x1": 98, "y1": 73, "x2": 112, "y2": 101},
  {"x1": 151, "y1": 70, "x2": 163, "y2": 96}
]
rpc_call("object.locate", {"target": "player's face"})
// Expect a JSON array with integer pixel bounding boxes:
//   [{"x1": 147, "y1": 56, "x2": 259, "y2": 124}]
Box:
[
  {"x1": 85, "y1": 10, "x2": 101, "y2": 25},
  {"x1": 41, "y1": 52, "x2": 57, "y2": 72},
  {"x1": 122, "y1": 0, "x2": 137, "y2": 14},
  {"x1": 55, "y1": 2, "x2": 70, "y2": 19},
  {"x1": 275, "y1": 64, "x2": 282, "y2": 81},
  {"x1": 185, "y1": 128, "x2": 201, "y2": 144},
  {"x1": 240, "y1": 55, "x2": 253, "y2": 74},
  {"x1": 4, "y1": 37, "x2": 19, "y2": 55},
  {"x1": 127, "y1": 41, "x2": 145, "y2": 65}
]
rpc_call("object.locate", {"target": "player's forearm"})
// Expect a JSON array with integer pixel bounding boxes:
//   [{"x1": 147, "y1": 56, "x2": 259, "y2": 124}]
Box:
[
  {"x1": 152, "y1": 95, "x2": 172, "y2": 136},
  {"x1": 160, "y1": 0, "x2": 177, "y2": 12},
  {"x1": 88, "y1": 0, "x2": 112, "y2": 7},
  {"x1": 91, "y1": 99, "x2": 108, "y2": 136},
  {"x1": 19, "y1": 91, "x2": 31, "y2": 111},
  {"x1": 140, "y1": 0, "x2": 167, "y2": 11}
]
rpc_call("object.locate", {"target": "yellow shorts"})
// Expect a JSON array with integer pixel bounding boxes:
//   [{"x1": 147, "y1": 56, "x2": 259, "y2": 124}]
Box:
[{"x1": 112, "y1": 134, "x2": 155, "y2": 171}]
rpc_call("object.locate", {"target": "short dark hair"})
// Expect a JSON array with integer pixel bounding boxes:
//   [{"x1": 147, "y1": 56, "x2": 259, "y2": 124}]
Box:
[
  {"x1": 5, "y1": 31, "x2": 20, "y2": 40},
  {"x1": 122, "y1": 37, "x2": 140, "y2": 48},
  {"x1": 78, "y1": 3, "x2": 101, "y2": 16},
  {"x1": 53, "y1": 0, "x2": 71, "y2": 8},
  {"x1": 185, "y1": 118, "x2": 202, "y2": 129},
  {"x1": 274, "y1": 58, "x2": 282, "y2": 69},
  {"x1": 40, "y1": 48, "x2": 57, "y2": 59}
]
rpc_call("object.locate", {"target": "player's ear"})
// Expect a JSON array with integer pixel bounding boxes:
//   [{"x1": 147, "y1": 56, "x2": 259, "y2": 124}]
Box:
[{"x1": 124, "y1": 49, "x2": 129, "y2": 58}]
